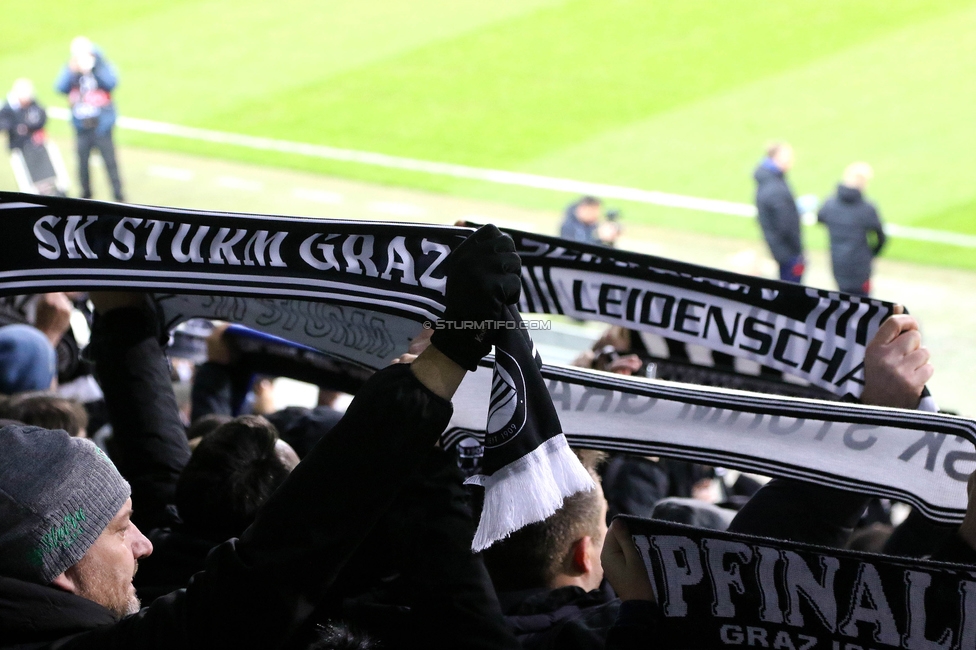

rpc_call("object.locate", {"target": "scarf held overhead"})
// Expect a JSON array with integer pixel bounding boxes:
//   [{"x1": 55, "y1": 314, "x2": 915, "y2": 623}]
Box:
[
  {"x1": 464, "y1": 306, "x2": 594, "y2": 551},
  {"x1": 481, "y1": 226, "x2": 897, "y2": 402},
  {"x1": 446, "y1": 361, "x2": 976, "y2": 524},
  {"x1": 0, "y1": 193, "x2": 968, "y2": 522}
]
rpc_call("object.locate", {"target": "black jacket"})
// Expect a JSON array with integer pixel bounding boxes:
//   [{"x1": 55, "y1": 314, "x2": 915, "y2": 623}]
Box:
[
  {"x1": 498, "y1": 583, "x2": 620, "y2": 650},
  {"x1": 754, "y1": 163, "x2": 802, "y2": 264},
  {"x1": 817, "y1": 184, "x2": 885, "y2": 291},
  {"x1": 1, "y1": 332, "x2": 453, "y2": 649},
  {"x1": 0, "y1": 100, "x2": 46, "y2": 151}
]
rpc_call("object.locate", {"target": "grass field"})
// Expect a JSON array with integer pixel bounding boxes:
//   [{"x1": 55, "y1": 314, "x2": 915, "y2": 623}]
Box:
[{"x1": 3, "y1": 1, "x2": 975, "y2": 268}]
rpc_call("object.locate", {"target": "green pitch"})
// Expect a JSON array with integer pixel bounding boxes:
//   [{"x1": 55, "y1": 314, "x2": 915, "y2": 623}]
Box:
[{"x1": 3, "y1": 0, "x2": 975, "y2": 268}]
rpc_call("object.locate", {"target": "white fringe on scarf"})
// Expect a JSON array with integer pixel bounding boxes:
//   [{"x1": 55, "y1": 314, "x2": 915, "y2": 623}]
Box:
[{"x1": 465, "y1": 434, "x2": 596, "y2": 552}]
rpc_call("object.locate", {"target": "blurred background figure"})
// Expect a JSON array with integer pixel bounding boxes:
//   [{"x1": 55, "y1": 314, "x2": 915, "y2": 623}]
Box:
[
  {"x1": 0, "y1": 323, "x2": 57, "y2": 395},
  {"x1": 754, "y1": 141, "x2": 804, "y2": 283},
  {"x1": 0, "y1": 79, "x2": 67, "y2": 196},
  {"x1": 55, "y1": 36, "x2": 124, "y2": 202},
  {"x1": 817, "y1": 162, "x2": 886, "y2": 297},
  {"x1": 0, "y1": 79, "x2": 46, "y2": 153},
  {"x1": 560, "y1": 195, "x2": 621, "y2": 247}
]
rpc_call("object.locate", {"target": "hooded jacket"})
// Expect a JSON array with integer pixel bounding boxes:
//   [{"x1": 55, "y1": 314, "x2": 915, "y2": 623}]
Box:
[
  {"x1": 817, "y1": 184, "x2": 886, "y2": 291},
  {"x1": 753, "y1": 162, "x2": 802, "y2": 265}
]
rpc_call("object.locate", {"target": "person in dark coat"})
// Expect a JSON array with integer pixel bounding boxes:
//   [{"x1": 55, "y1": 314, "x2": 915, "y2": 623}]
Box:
[
  {"x1": 817, "y1": 162, "x2": 886, "y2": 296},
  {"x1": 754, "y1": 142, "x2": 804, "y2": 283},
  {"x1": 0, "y1": 79, "x2": 47, "y2": 152}
]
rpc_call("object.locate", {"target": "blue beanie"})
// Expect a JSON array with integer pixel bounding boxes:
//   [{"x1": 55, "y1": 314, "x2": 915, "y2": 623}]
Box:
[{"x1": 0, "y1": 324, "x2": 57, "y2": 394}]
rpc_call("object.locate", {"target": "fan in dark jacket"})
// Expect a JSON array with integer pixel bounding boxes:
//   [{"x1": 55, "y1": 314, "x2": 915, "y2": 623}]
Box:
[
  {"x1": 0, "y1": 224, "x2": 523, "y2": 650},
  {"x1": 817, "y1": 162, "x2": 886, "y2": 296},
  {"x1": 754, "y1": 142, "x2": 804, "y2": 283},
  {"x1": 483, "y1": 453, "x2": 618, "y2": 650}
]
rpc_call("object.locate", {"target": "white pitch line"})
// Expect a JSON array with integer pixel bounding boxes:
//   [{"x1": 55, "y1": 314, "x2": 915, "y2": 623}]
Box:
[
  {"x1": 216, "y1": 175, "x2": 263, "y2": 192},
  {"x1": 885, "y1": 223, "x2": 976, "y2": 248},
  {"x1": 292, "y1": 188, "x2": 344, "y2": 204},
  {"x1": 148, "y1": 165, "x2": 194, "y2": 181},
  {"x1": 45, "y1": 106, "x2": 976, "y2": 248}
]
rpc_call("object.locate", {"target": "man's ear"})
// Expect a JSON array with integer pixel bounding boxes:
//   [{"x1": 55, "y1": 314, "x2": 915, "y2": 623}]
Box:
[
  {"x1": 571, "y1": 535, "x2": 595, "y2": 575},
  {"x1": 50, "y1": 567, "x2": 79, "y2": 594}
]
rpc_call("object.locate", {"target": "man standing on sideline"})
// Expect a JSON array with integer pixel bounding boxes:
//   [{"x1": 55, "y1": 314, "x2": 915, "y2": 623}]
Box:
[
  {"x1": 754, "y1": 142, "x2": 804, "y2": 283},
  {"x1": 817, "y1": 162, "x2": 886, "y2": 296},
  {"x1": 55, "y1": 36, "x2": 125, "y2": 202}
]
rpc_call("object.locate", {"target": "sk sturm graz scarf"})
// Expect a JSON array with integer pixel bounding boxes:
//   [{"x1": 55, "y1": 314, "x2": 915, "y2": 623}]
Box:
[
  {"x1": 462, "y1": 306, "x2": 595, "y2": 551},
  {"x1": 0, "y1": 193, "x2": 971, "y2": 521},
  {"x1": 618, "y1": 517, "x2": 976, "y2": 650},
  {"x1": 0, "y1": 193, "x2": 449, "y2": 368}
]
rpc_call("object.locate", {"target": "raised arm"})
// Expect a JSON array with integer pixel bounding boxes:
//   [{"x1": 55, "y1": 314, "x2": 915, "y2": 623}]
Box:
[
  {"x1": 729, "y1": 309, "x2": 933, "y2": 546},
  {"x1": 88, "y1": 292, "x2": 191, "y2": 532},
  {"x1": 74, "y1": 226, "x2": 522, "y2": 647}
]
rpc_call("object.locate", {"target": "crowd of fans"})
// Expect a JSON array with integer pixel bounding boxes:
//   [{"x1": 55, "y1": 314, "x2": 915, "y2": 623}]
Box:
[{"x1": 0, "y1": 217, "x2": 969, "y2": 650}]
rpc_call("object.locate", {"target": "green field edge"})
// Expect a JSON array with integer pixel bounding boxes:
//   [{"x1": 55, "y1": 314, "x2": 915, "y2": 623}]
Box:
[{"x1": 105, "y1": 125, "x2": 976, "y2": 272}]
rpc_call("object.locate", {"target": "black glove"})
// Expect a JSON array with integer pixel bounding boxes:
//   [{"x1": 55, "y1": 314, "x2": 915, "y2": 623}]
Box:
[{"x1": 430, "y1": 225, "x2": 521, "y2": 370}]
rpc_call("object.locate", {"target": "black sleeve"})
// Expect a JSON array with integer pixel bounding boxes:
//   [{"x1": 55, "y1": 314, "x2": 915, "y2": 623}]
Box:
[
  {"x1": 932, "y1": 531, "x2": 976, "y2": 566},
  {"x1": 869, "y1": 207, "x2": 886, "y2": 256},
  {"x1": 728, "y1": 479, "x2": 869, "y2": 548},
  {"x1": 61, "y1": 362, "x2": 454, "y2": 649},
  {"x1": 604, "y1": 600, "x2": 663, "y2": 650},
  {"x1": 190, "y1": 361, "x2": 234, "y2": 421},
  {"x1": 89, "y1": 303, "x2": 191, "y2": 532},
  {"x1": 395, "y1": 450, "x2": 519, "y2": 650}
]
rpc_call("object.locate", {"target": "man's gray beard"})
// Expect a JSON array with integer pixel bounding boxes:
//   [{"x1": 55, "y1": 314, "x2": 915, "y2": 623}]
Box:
[{"x1": 73, "y1": 559, "x2": 141, "y2": 619}]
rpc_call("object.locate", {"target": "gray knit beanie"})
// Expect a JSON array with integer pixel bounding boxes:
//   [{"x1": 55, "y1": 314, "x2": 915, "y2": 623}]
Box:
[{"x1": 0, "y1": 425, "x2": 130, "y2": 584}]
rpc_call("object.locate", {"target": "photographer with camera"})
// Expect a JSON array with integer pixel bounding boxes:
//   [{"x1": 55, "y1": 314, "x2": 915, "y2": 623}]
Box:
[
  {"x1": 55, "y1": 36, "x2": 124, "y2": 202},
  {"x1": 560, "y1": 195, "x2": 621, "y2": 247}
]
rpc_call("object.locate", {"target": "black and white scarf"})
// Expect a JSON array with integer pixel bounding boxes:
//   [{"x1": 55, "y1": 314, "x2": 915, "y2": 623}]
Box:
[
  {"x1": 464, "y1": 306, "x2": 594, "y2": 550},
  {"x1": 488, "y1": 226, "x2": 917, "y2": 404},
  {"x1": 0, "y1": 193, "x2": 969, "y2": 527},
  {"x1": 620, "y1": 516, "x2": 976, "y2": 649}
]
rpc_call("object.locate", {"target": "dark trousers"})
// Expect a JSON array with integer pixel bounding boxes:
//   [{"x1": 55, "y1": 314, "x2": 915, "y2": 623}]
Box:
[
  {"x1": 838, "y1": 280, "x2": 870, "y2": 297},
  {"x1": 76, "y1": 127, "x2": 123, "y2": 201},
  {"x1": 777, "y1": 254, "x2": 805, "y2": 284}
]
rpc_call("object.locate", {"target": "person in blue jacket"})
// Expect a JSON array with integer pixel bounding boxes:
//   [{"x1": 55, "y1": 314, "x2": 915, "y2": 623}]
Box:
[
  {"x1": 560, "y1": 196, "x2": 621, "y2": 247},
  {"x1": 55, "y1": 36, "x2": 124, "y2": 202}
]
